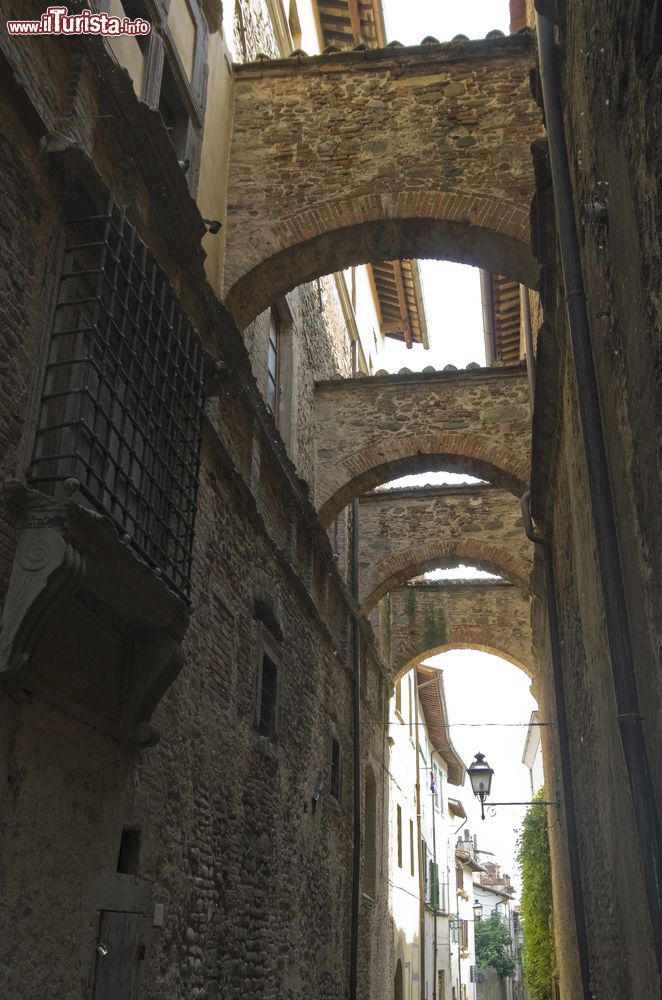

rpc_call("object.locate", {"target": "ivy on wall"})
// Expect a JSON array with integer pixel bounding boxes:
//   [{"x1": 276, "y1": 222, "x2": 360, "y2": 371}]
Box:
[{"x1": 516, "y1": 788, "x2": 555, "y2": 1000}]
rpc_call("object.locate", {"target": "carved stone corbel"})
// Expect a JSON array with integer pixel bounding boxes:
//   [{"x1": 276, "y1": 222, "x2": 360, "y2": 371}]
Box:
[
  {"x1": 0, "y1": 482, "x2": 189, "y2": 747},
  {"x1": 0, "y1": 525, "x2": 85, "y2": 679}
]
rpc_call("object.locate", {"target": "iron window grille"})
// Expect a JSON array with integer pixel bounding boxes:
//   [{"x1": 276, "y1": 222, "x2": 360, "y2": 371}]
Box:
[{"x1": 29, "y1": 195, "x2": 207, "y2": 600}]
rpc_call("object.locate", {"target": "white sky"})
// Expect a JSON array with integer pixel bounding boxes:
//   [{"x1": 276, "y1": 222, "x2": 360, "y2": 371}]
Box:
[
  {"x1": 376, "y1": 1, "x2": 534, "y2": 892},
  {"x1": 423, "y1": 652, "x2": 539, "y2": 892}
]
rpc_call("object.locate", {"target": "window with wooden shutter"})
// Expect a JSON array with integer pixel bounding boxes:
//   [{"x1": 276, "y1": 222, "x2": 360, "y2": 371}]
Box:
[
  {"x1": 267, "y1": 309, "x2": 280, "y2": 417},
  {"x1": 430, "y1": 861, "x2": 439, "y2": 908}
]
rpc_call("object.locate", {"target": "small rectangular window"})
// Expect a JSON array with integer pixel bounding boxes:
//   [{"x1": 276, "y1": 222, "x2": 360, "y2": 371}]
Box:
[
  {"x1": 259, "y1": 653, "x2": 278, "y2": 738},
  {"x1": 409, "y1": 819, "x2": 415, "y2": 876},
  {"x1": 330, "y1": 736, "x2": 341, "y2": 800},
  {"x1": 396, "y1": 804, "x2": 402, "y2": 868},
  {"x1": 117, "y1": 827, "x2": 141, "y2": 875},
  {"x1": 395, "y1": 679, "x2": 402, "y2": 716},
  {"x1": 456, "y1": 863, "x2": 464, "y2": 891}
]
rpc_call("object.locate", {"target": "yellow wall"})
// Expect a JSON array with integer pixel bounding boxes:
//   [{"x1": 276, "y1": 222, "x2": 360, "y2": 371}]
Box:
[
  {"x1": 108, "y1": 0, "x2": 145, "y2": 97},
  {"x1": 197, "y1": 34, "x2": 235, "y2": 296},
  {"x1": 168, "y1": 0, "x2": 196, "y2": 81}
]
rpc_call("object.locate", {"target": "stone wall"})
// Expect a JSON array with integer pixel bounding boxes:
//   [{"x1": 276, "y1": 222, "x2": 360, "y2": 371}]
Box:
[
  {"x1": 358, "y1": 485, "x2": 532, "y2": 609},
  {"x1": 388, "y1": 581, "x2": 533, "y2": 679},
  {"x1": 225, "y1": 36, "x2": 542, "y2": 325},
  {"x1": 529, "y1": 1, "x2": 662, "y2": 995},
  {"x1": 315, "y1": 367, "x2": 531, "y2": 522},
  {"x1": 0, "y1": 28, "x2": 391, "y2": 1000}
]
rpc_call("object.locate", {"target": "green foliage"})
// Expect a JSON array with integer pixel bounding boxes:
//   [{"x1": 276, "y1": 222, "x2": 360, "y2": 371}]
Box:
[
  {"x1": 475, "y1": 911, "x2": 516, "y2": 978},
  {"x1": 423, "y1": 605, "x2": 447, "y2": 650},
  {"x1": 516, "y1": 788, "x2": 554, "y2": 1000}
]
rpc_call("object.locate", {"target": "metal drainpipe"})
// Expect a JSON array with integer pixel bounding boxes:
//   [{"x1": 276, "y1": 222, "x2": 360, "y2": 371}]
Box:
[
  {"x1": 521, "y1": 491, "x2": 594, "y2": 1000},
  {"x1": 536, "y1": 11, "x2": 662, "y2": 970},
  {"x1": 414, "y1": 693, "x2": 426, "y2": 1000},
  {"x1": 431, "y1": 778, "x2": 438, "y2": 1000},
  {"x1": 349, "y1": 496, "x2": 361, "y2": 1000}
]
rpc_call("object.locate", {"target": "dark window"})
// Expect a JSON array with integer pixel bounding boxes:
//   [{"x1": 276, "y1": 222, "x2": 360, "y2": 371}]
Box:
[
  {"x1": 409, "y1": 819, "x2": 415, "y2": 876},
  {"x1": 117, "y1": 827, "x2": 141, "y2": 875},
  {"x1": 29, "y1": 196, "x2": 206, "y2": 599},
  {"x1": 158, "y1": 59, "x2": 192, "y2": 165},
  {"x1": 259, "y1": 652, "x2": 278, "y2": 738},
  {"x1": 396, "y1": 804, "x2": 402, "y2": 868},
  {"x1": 456, "y1": 862, "x2": 464, "y2": 891},
  {"x1": 461, "y1": 919, "x2": 469, "y2": 950},
  {"x1": 330, "y1": 736, "x2": 341, "y2": 800},
  {"x1": 267, "y1": 310, "x2": 280, "y2": 416},
  {"x1": 104, "y1": 0, "x2": 208, "y2": 191}
]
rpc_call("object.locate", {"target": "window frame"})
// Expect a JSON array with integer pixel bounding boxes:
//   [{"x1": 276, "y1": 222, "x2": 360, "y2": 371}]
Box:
[
  {"x1": 255, "y1": 624, "x2": 282, "y2": 741},
  {"x1": 330, "y1": 734, "x2": 342, "y2": 802},
  {"x1": 396, "y1": 803, "x2": 403, "y2": 869},
  {"x1": 100, "y1": 0, "x2": 209, "y2": 191}
]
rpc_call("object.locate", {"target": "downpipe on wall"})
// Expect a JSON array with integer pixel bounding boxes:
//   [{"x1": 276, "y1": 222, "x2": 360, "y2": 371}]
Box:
[
  {"x1": 349, "y1": 496, "x2": 361, "y2": 1000},
  {"x1": 521, "y1": 493, "x2": 592, "y2": 1000},
  {"x1": 536, "y1": 10, "x2": 662, "y2": 973}
]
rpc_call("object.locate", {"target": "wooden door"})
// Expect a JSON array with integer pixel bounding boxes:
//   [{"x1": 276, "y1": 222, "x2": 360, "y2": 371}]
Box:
[{"x1": 93, "y1": 911, "x2": 143, "y2": 1000}]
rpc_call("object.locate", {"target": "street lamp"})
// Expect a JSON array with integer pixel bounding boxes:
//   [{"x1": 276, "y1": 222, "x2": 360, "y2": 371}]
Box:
[
  {"x1": 467, "y1": 752, "x2": 559, "y2": 820},
  {"x1": 467, "y1": 752, "x2": 494, "y2": 820},
  {"x1": 473, "y1": 900, "x2": 483, "y2": 921}
]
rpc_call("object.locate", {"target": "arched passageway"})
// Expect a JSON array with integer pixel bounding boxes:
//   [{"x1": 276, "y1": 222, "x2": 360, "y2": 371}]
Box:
[
  {"x1": 358, "y1": 484, "x2": 532, "y2": 609},
  {"x1": 387, "y1": 580, "x2": 533, "y2": 680},
  {"x1": 394, "y1": 959, "x2": 404, "y2": 1000},
  {"x1": 314, "y1": 367, "x2": 531, "y2": 524},
  {"x1": 363, "y1": 542, "x2": 530, "y2": 611},
  {"x1": 224, "y1": 35, "x2": 542, "y2": 326}
]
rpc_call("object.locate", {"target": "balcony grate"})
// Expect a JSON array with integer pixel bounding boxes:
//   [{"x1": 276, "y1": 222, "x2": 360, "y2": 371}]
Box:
[{"x1": 29, "y1": 194, "x2": 207, "y2": 600}]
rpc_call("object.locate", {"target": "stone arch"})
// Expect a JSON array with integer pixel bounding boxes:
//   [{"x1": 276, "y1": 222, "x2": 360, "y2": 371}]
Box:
[
  {"x1": 362, "y1": 541, "x2": 531, "y2": 611},
  {"x1": 319, "y1": 431, "x2": 529, "y2": 525},
  {"x1": 394, "y1": 635, "x2": 533, "y2": 682},
  {"x1": 226, "y1": 213, "x2": 536, "y2": 329},
  {"x1": 226, "y1": 37, "x2": 542, "y2": 325},
  {"x1": 394, "y1": 958, "x2": 404, "y2": 1000},
  {"x1": 387, "y1": 581, "x2": 534, "y2": 679}
]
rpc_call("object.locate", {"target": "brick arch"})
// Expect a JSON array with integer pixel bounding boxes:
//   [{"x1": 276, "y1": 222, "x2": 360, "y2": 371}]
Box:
[
  {"x1": 393, "y1": 633, "x2": 533, "y2": 681},
  {"x1": 226, "y1": 38, "x2": 542, "y2": 326},
  {"x1": 225, "y1": 210, "x2": 536, "y2": 329},
  {"x1": 362, "y1": 541, "x2": 530, "y2": 611},
  {"x1": 319, "y1": 431, "x2": 529, "y2": 526}
]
